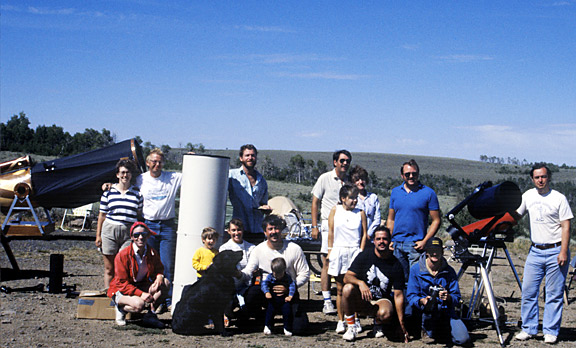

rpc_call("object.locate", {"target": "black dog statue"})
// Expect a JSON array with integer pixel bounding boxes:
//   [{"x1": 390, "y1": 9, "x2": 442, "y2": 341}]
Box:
[{"x1": 172, "y1": 250, "x2": 243, "y2": 336}]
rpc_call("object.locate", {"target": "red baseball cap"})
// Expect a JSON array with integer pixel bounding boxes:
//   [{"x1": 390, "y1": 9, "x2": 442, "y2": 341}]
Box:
[{"x1": 130, "y1": 222, "x2": 157, "y2": 237}]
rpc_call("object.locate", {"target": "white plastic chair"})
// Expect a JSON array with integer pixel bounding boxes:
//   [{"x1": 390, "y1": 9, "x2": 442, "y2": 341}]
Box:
[{"x1": 60, "y1": 203, "x2": 94, "y2": 232}]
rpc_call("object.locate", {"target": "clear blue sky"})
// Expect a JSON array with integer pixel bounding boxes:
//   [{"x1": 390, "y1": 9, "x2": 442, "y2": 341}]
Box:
[{"x1": 2, "y1": 1, "x2": 575, "y2": 165}]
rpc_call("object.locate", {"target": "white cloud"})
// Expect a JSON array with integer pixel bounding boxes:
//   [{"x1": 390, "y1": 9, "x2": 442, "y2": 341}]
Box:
[
  {"x1": 275, "y1": 71, "x2": 366, "y2": 80},
  {"x1": 298, "y1": 131, "x2": 325, "y2": 138},
  {"x1": 436, "y1": 54, "x2": 495, "y2": 63},
  {"x1": 234, "y1": 25, "x2": 295, "y2": 33}
]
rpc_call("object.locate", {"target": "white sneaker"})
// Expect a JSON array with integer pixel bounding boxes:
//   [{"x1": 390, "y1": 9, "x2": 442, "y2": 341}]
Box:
[
  {"x1": 115, "y1": 306, "x2": 126, "y2": 326},
  {"x1": 544, "y1": 334, "x2": 557, "y2": 344},
  {"x1": 515, "y1": 331, "x2": 533, "y2": 341},
  {"x1": 284, "y1": 328, "x2": 293, "y2": 336},
  {"x1": 355, "y1": 317, "x2": 362, "y2": 333},
  {"x1": 263, "y1": 326, "x2": 272, "y2": 335},
  {"x1": 323, "y1": 301, "x2": 337, "y2": 315},
  {"x1": 343, "y1": 326, "x2": 357, "y2": 341},
  {"x1": 335, "y1": 320, "x2": 346, "y2": 334},
  {"x1": 373, "y1": 323, "x2": 384, "y2": 338}
]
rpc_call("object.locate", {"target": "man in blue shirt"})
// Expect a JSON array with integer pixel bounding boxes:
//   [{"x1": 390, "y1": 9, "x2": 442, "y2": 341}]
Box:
[
  {"x1": 386, "y1": 159, "x2": 441, "y2": 285},
  {"x1": 228, "y1": 144, "x2": 271, "y2": 243}
]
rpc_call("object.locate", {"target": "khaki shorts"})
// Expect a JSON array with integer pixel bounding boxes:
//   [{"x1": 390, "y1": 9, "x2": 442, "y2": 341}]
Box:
[{"x1": 101, "y1": 220, "x2": 131, "y2": 255}]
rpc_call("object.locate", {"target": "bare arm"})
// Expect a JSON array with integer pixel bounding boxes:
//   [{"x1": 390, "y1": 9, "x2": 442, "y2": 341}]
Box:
[
  {"x1": 95, "y1": 212, "x2": 106, "y2": 248},
  {"x1": 311, "y1": 195, "x2": 321, "y2": 239},
  {"x1": 327, "y1": 206, "x2": 336, "y2": 258},
  {"x1": 360, "y1": 211, "x2": 367, "y2": 251},
  {"x1": 344, "y1": 270, "x2": 371, "y2": 301},
  {"x1": 558, "y1": 219, "x2": 571, "y2": 266},
  {"x1": 387, "y1": 208, "x2": 396, "y2": 248},
  {"x1": 393, "y1": 289, "x2": 409, "y2": 343},
  {"x1": 414, "y1": 210, "x2": 441, "y2": 251}
]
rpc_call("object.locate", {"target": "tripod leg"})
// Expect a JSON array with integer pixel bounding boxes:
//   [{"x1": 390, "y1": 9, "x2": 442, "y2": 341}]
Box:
[
  {"x1": 479, "y1": 264, "x2": 504, "y2": 347},
  {"x1": 503, "y1": 245, "x2": 522, "y2": 292}
]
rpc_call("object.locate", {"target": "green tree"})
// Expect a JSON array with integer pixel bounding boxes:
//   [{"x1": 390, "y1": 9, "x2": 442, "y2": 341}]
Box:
[{"x1": 0, "y1": 112, "x2": 34, "y2": 152}]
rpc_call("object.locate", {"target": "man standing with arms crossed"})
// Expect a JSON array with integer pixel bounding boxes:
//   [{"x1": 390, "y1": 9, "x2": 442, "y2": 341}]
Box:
[
  {"x1": 514, "y1": 163, "x2": 572, "y2": 344},
  {"x1": 311, "y1": 149, "x2": 352, "y2": 314},
  {"x1": 387, "y1": 159, "x2": 441, "y2": 284},
  {"x1": 228, "y1": 144, "x2": 271, "y2": 244}
]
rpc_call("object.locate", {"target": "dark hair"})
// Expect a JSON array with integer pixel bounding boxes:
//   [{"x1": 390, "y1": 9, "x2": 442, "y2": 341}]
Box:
[
  {"x1": 262, "y1": 214, "x2": 286, "y2": 232},
  {"x1": 401, "y1": 159, "x2": 419, "y2": 174},
  {"x1": 530, "y1": 162, "x2": 552, "y2": 179},
  {"x1": 227, "y1": 218, "x2": 244, "y2": 231},
  {"x1": 201, "y1": 227, "x2": 219, "y2": 240},
  {"x1": 373, "y1": 225, "x2": 391, "y2": 239},
  {"x1": 271, "y1": 257, "x2": 287, "y2": 274},
  {"x1": 339, "y1": 184, "x2": 359, "y2": 202},
  {"x1": 116, "y1": 159, "x2": 138, "y2": 175},
  {"x1": 349, "y1": 165, "x2": 369, "y2": 183},
  {"x1": 332, "y1": 149, "x2": 352, "y2": 164},
  {"x1": 239, "y1": 144, "x2": 258, "y2": 157}
]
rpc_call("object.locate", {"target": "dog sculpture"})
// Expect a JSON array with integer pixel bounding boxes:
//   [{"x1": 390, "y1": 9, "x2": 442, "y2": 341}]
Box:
[{"x1": 172, "y1": 250, "x2": 243, "y2": 336}]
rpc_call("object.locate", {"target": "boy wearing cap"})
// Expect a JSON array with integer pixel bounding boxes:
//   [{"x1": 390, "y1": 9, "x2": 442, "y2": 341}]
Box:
[
  {"x1": 406, "y1": 237, "x2": 470, "y2": 345},
  {"x1": 108, "y1": 222, "x2": 170, "y2": 328}
]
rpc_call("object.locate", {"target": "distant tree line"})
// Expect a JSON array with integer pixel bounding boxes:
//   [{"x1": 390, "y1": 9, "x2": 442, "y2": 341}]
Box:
[
  {"x1": 480, "y1": 154, "x2": 574, "y2": 170},
  {"x1": 1, "y1": 112, "x2": 115, "y2": 156}
]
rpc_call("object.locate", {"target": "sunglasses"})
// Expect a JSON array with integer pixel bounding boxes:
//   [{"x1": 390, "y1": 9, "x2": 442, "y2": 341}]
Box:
[
  {"x1": 403, "y1": 172, "x2": 418, "y2": 178},
  {"x1": 132, "y1": 232, "x2": 148, "y2": 238},
  {"x1": 338, "y1": 158, "x2": 350, "y2": 164}
]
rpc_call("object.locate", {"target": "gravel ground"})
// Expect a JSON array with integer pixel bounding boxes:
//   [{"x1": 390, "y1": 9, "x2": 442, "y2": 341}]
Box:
[{"x1": 1, "y1": 230, "x2": 575, "y2": 348}]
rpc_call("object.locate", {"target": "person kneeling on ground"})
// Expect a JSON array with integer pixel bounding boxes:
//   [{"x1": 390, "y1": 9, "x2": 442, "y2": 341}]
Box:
[
  {"x1": 340, "y1": 226, "x2": 409, "y2": 342},
  {"x1": 107, "y1": 222, "x2": 170, "y2": 328},
  {"x1": 406, "y1": 237, "x2": 470, "y2": 346}
]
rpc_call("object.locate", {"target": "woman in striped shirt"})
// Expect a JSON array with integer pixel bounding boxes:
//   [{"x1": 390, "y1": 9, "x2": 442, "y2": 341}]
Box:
[{"x1": 95, "y1": 159, "x2": 143, "y2": 288}]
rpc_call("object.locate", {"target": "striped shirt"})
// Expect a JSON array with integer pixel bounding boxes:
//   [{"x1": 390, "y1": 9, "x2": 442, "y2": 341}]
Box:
[{"x1": 100, "y1": 185, "x2": 143, "y2": 225}]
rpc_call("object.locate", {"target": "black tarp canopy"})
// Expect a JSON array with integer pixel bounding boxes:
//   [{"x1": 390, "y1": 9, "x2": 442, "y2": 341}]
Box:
[{"x1": 30, "y1": 139, "x2": 145, "y2": 208}]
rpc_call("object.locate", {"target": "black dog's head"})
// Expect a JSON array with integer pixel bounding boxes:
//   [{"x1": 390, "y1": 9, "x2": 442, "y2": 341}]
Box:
[{"x1": 208, "y1": 250, "x2": 243, "y2": 277}]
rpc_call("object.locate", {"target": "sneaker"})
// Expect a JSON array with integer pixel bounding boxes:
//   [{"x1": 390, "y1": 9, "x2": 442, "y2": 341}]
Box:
[
  {"x1": 263, "y1": 326, "x2": 272, "y2": 335},
  {"x1": 515, "y1": 331, "x2": 533, "y2": 341},
  {"x1": 155, "y1": 303, "x2": 167, "y2": 315},
  {"x1": 355, "y1": 317, "x2": 362, "y2": 333},
  {"x1": 544, "y1": 334, "x2": 557, "y2": 344},
  {"x1": 284, "y1": 328, "x2": 293, "y2": 336},
  {"x1": 343, "y1": 326, "x2": 357, "y2": 341},
  {"x1": 142, "y1": 312, "x2": 165, "y2": 329},
  {"x1": 335, "y1": 320, "x2": 346, "y2": 334},
  {"x1": 373, "y1": 323, "x2": 384, "y2": 338},
  {"x1": 323, "y1": 301, "x2": 337, "y2": 315},
  {"x1": 115, "y1": 306, "x2": 126, "y2": 326}
]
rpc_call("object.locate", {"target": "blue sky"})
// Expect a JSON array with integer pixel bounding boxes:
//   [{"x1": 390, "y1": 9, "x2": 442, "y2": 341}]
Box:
[{"x1": 1, "y1": 1, "x2": 575, "y2": 165}]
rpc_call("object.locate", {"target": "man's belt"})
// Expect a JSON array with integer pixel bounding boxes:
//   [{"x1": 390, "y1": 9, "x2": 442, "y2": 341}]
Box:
[{"x1": 531, "y1": 242, "x2": 561, "y2": 250}]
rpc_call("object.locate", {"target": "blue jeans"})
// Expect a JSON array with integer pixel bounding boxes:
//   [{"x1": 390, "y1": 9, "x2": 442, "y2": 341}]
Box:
[
  {"x1": 422, "y1": 311, "x2": 470, "y2": 345},
  {"x1": 265, "y1": 295, "x2": 293, "y2": 332},
  {"x1": 521, "y1": 245, "x2": 569, "y2": 336},
  {"x1": 393, "y1": 241, "x2": 422, "y2": 286},
  {"x1": 145, "y1": 218, "x2": 177, "y2": 305}
]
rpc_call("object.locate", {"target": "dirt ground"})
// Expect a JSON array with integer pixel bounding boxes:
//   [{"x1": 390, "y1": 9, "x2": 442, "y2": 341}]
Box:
[{"x1": 1, "y1": 230, "x2": 575, "y2": 348}]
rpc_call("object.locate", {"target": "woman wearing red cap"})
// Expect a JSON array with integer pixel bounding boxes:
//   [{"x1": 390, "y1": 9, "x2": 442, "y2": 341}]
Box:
[{"x1": 107, "y1": 222, "x2": 169, "y2": 327}]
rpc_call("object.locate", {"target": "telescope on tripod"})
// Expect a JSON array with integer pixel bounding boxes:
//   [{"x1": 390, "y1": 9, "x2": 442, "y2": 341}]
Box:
[{"x1": 445, "y1": 181, "x2": 522, "y2": 347}]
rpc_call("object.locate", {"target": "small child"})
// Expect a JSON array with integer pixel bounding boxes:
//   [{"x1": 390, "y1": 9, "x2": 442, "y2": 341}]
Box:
[
  {"x1": 192, "y1": 227, "x2": 219, "y2": 278},
  {"x1": 261, "y1": 257, "x2": 296, "y2": 336}
]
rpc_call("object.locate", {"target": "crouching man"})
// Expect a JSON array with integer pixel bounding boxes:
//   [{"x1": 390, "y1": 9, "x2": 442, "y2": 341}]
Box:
[
  {"x1": 107, "y1": 222, "x2": 170, "y2": 328},
  {"x1": 340, "y1": 226, "x2": 409, "y2": 342},
  {"x1": 406, "y1": 237, "x2": 470, "y2": 345}
]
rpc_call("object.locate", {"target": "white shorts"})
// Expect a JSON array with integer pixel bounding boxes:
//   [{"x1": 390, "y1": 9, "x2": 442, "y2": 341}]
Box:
[
  {"x1": 320, "y1": 220, "x2": 329, "y2": 254},
  {"x1": 327, "y1": 246, "x2": 361, "y2": 276}
]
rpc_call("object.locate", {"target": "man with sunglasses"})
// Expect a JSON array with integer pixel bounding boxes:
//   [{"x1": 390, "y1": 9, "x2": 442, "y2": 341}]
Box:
[
  {"x1": 311, "y1": 149, "x2": 352, "y2": 315},
  {"x1": 386, "y1": 159, "x2": 441, "y2": 286},
  {"x1": 108, "y1": 222, "x2": 170, "y2": 328}
]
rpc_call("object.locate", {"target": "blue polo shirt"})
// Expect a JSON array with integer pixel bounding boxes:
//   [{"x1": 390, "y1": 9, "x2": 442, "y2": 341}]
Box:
[{"x1": 389, "y1": 183, "x2": 439, "y2": 242}]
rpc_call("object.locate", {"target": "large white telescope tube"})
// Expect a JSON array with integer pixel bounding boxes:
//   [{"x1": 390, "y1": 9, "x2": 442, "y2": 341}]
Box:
[{"x1": 171, "y1": 154, "x2": 230, "y2": 309}]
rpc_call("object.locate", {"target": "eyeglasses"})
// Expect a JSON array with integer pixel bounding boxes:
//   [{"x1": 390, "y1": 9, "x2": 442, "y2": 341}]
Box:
[
  {"x1": 132, "y1": 232, "x2": 148, "y2": 238},
  {"x1": 148, "y1": 160, "x2": 163, "y2": 165},
  {"x1": 403, "y1": 172, "x2": 418, "y2": 178},
  {"x1": 338, "y1": 158, "x2": 350, "y2": 164},
  {"x1": 118, "y1": 171, "x2": 131, "y2": 175}
]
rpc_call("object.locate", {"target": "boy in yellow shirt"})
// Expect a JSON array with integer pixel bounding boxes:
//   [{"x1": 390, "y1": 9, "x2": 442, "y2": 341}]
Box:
[{"x1": 192, "y1": 227, "x2": 219, "y2": 277}]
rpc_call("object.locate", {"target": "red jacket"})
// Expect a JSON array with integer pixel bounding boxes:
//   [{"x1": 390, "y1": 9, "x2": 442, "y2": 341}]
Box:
[{"x1": 107, "y1": 243, "x2": 164, "y2": 298}]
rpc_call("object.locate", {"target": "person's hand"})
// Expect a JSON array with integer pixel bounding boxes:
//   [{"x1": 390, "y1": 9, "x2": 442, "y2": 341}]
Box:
[
  {"x1": 101, "y1": 183, "x2": 112, "y2": 191},
  {"x1": 272, "y1": 284, "x2": 288, "y2": 296},
  {"x1": 558, "y1": 250, "x2": 568, "y2": 266},
  {"x1": 420, "y1": 296, "x2": 430, "y2": 307},
  {"x1": 141, "y1": 292, "x2": 153, "y2": 303},
  {"x1": 95, "y1": 236, "x2": 102, "y2": 248},
  {"x1": 311, "y1": 226, "x2": 319, "y2": 239},
  {"x1": 265, "y1": 292, "x2": 272, "y2": 299},
  {"x1": 285, "y1": 295, "x2": 292, "y2": 302},
  {"x1": 389, "y1": 241, "x2": 394, "y2": 251},
  {"x1": 413, "y1": 239, "x2": 426, "y2": 251},
  {"x1": 358, "y1": 282, "x2": 372, "y2": 301},
  {"x1": 438, "y1": 290, "x2": 449, "y2": 302},
  {"x1": 397, "y1": 323, "x2": 409, "y2": 343},
  {"x1": 326, "y1": 250, "x2": 331, "y2": 260}
]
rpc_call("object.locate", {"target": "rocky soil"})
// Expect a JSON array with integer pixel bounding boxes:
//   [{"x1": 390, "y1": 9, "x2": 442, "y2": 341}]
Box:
[{"x1": 1, "y1": 230, "x2": 575, "y2": 348}]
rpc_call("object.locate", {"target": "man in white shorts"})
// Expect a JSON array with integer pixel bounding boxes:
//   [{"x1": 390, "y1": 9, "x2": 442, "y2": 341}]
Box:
[{"x1": 311, "y1": 149, "x2": 351, "y2": 315}]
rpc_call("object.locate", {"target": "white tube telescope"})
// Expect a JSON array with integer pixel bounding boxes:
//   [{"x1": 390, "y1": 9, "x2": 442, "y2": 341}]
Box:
[{"x1": 171, "y1": 154, "x2": 230, "y2": 310}]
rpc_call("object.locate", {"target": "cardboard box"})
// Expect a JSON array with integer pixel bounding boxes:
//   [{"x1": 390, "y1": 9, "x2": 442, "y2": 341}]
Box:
[{"x1": 77, "y1": 290, "x2": 138, "y2": 320}]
